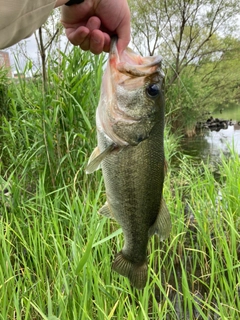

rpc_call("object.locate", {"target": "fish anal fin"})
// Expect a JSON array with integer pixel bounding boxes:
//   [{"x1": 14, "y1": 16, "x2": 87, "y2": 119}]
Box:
[
  {"x1": 112, "y1": 251, "x2": 148, "y2": 290},
  {"x1": 86, "y1": 144, "x2": 115, "y2": 174},
  {"x1": 98, "y1": 202, "x2": 115, "y2": 219},
  {"x1": 148, "y1": 197, "x2": 171, "y2": 240}
]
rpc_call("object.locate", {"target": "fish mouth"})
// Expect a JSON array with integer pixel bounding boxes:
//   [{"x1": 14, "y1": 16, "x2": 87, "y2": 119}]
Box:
[
  {"x1": 109, "y1": 37, "x2": 162, "y2": 77},
  {"x1": 97, "y1": 37, "x2": 164, "y2": 147}
]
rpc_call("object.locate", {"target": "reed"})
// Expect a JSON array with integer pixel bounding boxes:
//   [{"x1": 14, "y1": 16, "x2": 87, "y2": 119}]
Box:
[{"x1": 0, "y1": 48, "x2": 239, "y2": 319}]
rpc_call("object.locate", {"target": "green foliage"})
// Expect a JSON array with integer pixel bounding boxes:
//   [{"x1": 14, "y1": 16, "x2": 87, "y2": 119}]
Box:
[
  {"x1": 165, "y1": 69, "x2": 200, "y2": 133},
  {"x1": 194, "y1": 37, "x2": 240, "y2": 110},
  {"x1": 1, "y1": 47, "x2": 104, "y2": 191},
  {"x1": 0, "y1": 45, "x2": 239, "y2": 319},
  {"x1": 1, "y1": 141, "x2": 239, "y2": 318},
  {"x1": 164, "y1": 37, "x2": 240, "y2": 133},
  {"x1": 162, "y1": 151, "x2": 240, "y2": 319},
  {"x1": 129, "y1": 0, "x2": 240, "y2": 132},
  {"x1": 0, "y1": 67, "x2": 10, "y2": 117}
]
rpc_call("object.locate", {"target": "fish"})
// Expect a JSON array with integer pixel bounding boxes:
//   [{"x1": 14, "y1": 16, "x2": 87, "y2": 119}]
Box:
[{"x1": 86, "y1": 37, "x2": 171, "y2": 289}]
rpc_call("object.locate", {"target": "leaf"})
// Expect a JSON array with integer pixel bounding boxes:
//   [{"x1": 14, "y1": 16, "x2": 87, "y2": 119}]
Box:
[
  {"x1": 75, "y1": 231, "x2": 96, "y2": 274},
  {"x1": 93, "y1": 228, "x2": 122, "y2": 248}
]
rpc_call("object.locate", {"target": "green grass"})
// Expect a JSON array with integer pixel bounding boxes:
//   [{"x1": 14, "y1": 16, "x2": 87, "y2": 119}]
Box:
[{"x1": 0, "y1": 48, "x2": 239, "y2": 319}]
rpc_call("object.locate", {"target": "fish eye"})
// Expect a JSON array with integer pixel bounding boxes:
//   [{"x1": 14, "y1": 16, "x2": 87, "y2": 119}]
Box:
[{"x1": 146, "y1": 84, "x2": 160, "y2": 98}]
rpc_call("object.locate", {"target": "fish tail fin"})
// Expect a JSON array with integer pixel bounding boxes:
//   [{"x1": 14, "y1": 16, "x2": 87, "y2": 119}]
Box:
[{"x1": 112, "y1": 251, "x2": 148, "y2": 289}]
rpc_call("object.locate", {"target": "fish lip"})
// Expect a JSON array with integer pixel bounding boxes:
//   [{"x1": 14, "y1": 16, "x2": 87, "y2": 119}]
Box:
[
  {"x1": 110, "y1": 36, "x2": 119, "y2": 56},
  {"x1": 110, "y1": 37, "x2": 162, "y2": 76}
]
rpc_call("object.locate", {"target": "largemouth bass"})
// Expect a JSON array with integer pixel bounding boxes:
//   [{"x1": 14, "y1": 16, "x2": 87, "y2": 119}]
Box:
[{"x1": 86, "y1": 38, "x2": 171, "y2": 289}]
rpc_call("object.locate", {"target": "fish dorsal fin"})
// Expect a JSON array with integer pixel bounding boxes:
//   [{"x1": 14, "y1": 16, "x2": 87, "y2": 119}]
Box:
[
  {"x1": 148, "y1": 197, "x2": 171, "y2": 240},
  {"x1": 85, "y1": 144, "x2": 115, "y2": 174}
]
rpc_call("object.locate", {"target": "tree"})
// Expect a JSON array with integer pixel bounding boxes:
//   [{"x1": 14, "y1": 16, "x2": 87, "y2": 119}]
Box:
[
  {"x1": 130, "y1": 0, "x2": 240, "y2": 85},
  {"x1": 194, "y1": 37, "x2": 240, "y2": 109},
  {"x1": 34, "y1": 9, "x2": 65, "y2": 92},
  {"x1": 129, "y1": 0, "x2": 240, "y2": 132}
]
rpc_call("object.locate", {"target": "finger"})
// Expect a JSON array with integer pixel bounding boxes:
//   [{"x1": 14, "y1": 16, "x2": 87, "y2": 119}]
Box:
[
  {"x1": 85, "y1": 16, "x2": 101, "y2": 31},
  {"x1": 102, "y1": 33, "x2": 111, "y2": 53},
  {"x1": 79, "y1": 37, "x2": 91, "y2": 51},
  {"x1": 116, "y1": 14, "x2": 131, "y2": 54},
  {"x1": 66, "y1": 26, "x2": 89, "y2": 46},
  {"x1": 117, "y1": 36, "x2": 130, "y2": 55},
  {"x1": 89, "y1": 30, "x2": 105, "y2": 55},
  {"x1": 89, "y1": 31, "x2": 111, "y2": 54},
  {"x1": 80, "y1": 17, "x2": 102, "y2": 51}
]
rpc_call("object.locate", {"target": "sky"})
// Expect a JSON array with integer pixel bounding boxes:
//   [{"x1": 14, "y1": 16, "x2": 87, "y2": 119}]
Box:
[
  {"x1": 6, "y1": 31, "x2": 70, "y2": 76},
  {"x1": 6, "y1": 34, "x2": 40, "y2": 75},
  {"x1": 5, "y1": 8, "x2": 65, "y2": 75}
]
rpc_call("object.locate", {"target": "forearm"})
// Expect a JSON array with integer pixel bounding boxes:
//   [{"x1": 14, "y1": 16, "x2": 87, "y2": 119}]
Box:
[{"x1": 0, "y1": 0, "x2": 68, "y2": 49}]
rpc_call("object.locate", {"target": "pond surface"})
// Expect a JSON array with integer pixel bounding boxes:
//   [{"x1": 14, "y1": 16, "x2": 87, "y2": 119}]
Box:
[
  {"x1": 180, "y1": 104, "x2": 240, "y2": 163},
  {"x1": 171, "y1": 105, "x2": 240, "y2": 319}
]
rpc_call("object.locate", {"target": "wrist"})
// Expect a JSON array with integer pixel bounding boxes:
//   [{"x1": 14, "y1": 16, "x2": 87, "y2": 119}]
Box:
[
  {"x1": 65, "y1": 0, "x2": 84, "y2": 6},
  {"x1": 54, "y1": 0, "x2": 69, "y2": 8},
  {"x1": 55, "y1": 0, "x2": 84, "y2": 8}
]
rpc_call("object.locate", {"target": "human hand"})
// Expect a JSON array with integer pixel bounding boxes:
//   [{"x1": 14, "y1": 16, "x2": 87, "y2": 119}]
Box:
[{"x1": 61, "y1": 0, "x2": 131, "y2": 55}]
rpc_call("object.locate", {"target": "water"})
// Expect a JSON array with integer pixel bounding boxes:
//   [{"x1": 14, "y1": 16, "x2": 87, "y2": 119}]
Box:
[
  {"x1": 180, "y1": 105, "x2": 240, "y2": 163},
  {"x1": 172, "y1": 105, "x2": 240, "y2": 318}
]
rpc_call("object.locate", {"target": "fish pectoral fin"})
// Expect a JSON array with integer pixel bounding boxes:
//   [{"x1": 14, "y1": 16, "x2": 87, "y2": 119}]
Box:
[
  {"x1": 98, "y1": 202, "x2": 115, "y2": 219},
  {"x1": 112, "y1": 251, "x2": 148, "y2": 290},
  {"x1": 85, "y1": 144, "x2": 115, "y2": 174},
  {"x1": 148, "y1": 197, "x2": 171, "y2": 240},
  {"x1": 88, "y1": 146, "x2": 100, "y2": 162}
]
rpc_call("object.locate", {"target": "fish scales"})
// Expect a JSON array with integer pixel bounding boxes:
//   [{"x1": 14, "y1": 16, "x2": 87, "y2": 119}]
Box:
[
  {"x1": 86, "y1": 37, "x2": 171, "y2": 289},
  {"x1": 100, "y1": 130, "x2": 164, "y2": 252}
]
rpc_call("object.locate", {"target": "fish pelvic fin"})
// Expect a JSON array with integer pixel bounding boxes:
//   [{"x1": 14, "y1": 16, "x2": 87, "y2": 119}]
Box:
[
  {"x1": 112, "y1": 251, "x2": 148, "y2": 290},
  {"x1": 148, "y1": 197, "x2": 171, "y2": 240},
  {"x1": 85, "y1": 144, "x2": 115, "y2": 174}
]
